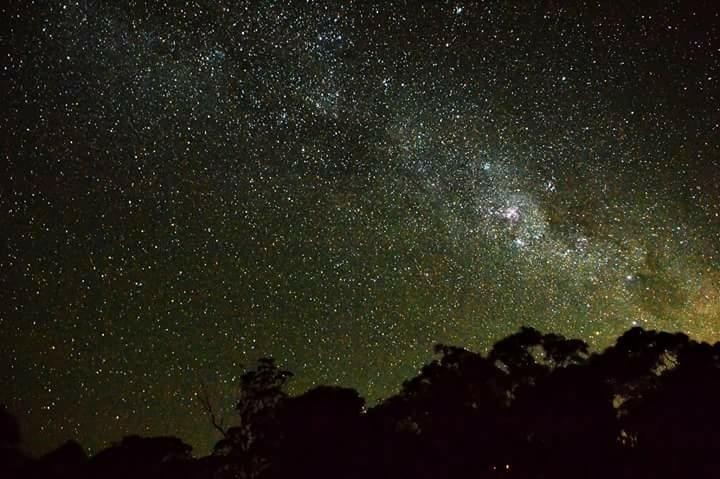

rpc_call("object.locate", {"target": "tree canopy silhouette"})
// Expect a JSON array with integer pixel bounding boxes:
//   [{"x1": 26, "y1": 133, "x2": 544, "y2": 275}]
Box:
[
  {"x1": 4, "y1": 326, "x2": 720, "y2": 479},
  {"x1": 213, "y1": 357, "x2": 293, "y2": 479}
]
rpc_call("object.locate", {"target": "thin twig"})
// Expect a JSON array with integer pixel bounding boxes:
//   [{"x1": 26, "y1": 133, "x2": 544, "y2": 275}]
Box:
[{"x1": 197, "y1": 381, "x2": 227, "y2": 437}]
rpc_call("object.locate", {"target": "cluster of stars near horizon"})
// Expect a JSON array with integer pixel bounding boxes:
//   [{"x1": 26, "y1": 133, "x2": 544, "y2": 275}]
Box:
[{"x1": 2, "y1": 0, "x2": 720, "y2": 456}]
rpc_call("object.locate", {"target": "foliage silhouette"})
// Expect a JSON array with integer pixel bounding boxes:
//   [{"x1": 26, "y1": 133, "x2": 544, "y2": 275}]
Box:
[
  {"x1": 4, "y1": 327, "x2": 720, "y2": 479},
  {"x1": 35, "y1": 440, "x2": 87, "y2": 479},
  {"x1": 213, "y1": 357, "x2": 293, "y2": 479},
  {"x1": 269, "y1": 386, "x2": 366, "y2": 479}
]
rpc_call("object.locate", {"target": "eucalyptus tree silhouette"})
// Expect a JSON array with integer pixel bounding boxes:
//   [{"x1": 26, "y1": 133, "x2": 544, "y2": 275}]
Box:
[
  {"x1": 618, "y1": 335, "x2": 720, "y2": 478},
  {"x1": 367, "y1": 343, "x2": 512, "y2": 478},
  {"x1": 489, "y1": 326, "x2": 589, "y2": 378},
  {"x1": 6, "y1": 327, "x2": 720, "y2": 479},
  {"x1": 213, "y1": 357, "x2": 293, "y2": 479},
  {"x1": 510, "y1": 363, "x2": 617, "y2": 478},
  {"x1": 486, "y1": 328, "x2": 616, "y2": 477},
  {"x1": 270, "y1": 385, "x2": 366, "y2": 479}
]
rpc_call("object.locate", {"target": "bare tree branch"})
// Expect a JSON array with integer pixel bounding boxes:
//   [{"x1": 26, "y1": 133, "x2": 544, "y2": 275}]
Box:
[{"x1": 197, "y1": 380, "x2": 227, "y2": 437}]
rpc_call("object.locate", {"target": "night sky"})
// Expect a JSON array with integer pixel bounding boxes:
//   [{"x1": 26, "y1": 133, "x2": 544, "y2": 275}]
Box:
[{"x1": 2, "y1": 0, "x2": 719, "y2": 456}]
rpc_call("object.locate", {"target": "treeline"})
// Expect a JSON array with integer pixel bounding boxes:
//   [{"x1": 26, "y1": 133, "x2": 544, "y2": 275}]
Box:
[{"x1": 4, "y1": 326, "x2": 720, "y2": 478}]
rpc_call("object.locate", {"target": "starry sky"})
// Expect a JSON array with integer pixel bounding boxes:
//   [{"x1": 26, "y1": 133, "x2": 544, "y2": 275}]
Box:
[{"x1": 2, "y1": 0, "x2": 719, "y2": 456}]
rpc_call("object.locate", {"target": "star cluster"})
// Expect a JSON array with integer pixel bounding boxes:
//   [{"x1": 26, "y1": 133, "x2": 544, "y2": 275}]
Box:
[{"x1": 2, "y1": 0, "x2": 719, "y2": 455}]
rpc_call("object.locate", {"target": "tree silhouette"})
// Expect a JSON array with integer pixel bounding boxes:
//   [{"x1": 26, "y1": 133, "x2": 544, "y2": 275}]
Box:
[
  {"x1": 86, "y1": 435, "x2": 192, "y2": 479},
  {"x1": 213, "y1": 357, "x2": 293, "y2": 479},
  {"x1": 367, "y1": 344, "x2": 512, "y2": 477},
  {"x1": 510, "y1": 364, "x2": 618, "y2": 478},
  {"x1": 541, "y1": 332, "x2": 590, "y2": 367},
  {"x1": 37, "y1": 440, "x2": 87, "y2": 478},
  {"x1": 488, "y1": 326, "x2": 590, "y2": 410},
  {"x1": 489, "y1": 326, "x2": 546, "y2": 377},
  {"x1": 593, "y1": 327, "x2": 691, "y2": 424},
  {"x1": 618, "y1": 337, "x2": 720, "y2": 478},
  {"x1": 7, "y1": 326, "x2": 720, "y2": 479},
  {"x1": 489, "y1": 326, "x2": 590, "y2": 372},
  {"x1": 270, "y1": 386, "x2": 366, "y2": 479}
]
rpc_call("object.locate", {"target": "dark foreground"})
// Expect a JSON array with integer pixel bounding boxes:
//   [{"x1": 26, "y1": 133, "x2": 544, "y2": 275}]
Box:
[{"x1": 4, "y1": 326, "x2": 720, "y2": 478}]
